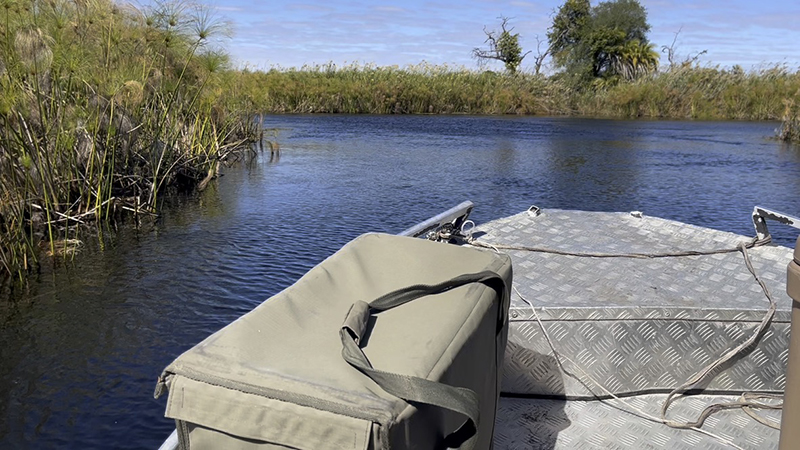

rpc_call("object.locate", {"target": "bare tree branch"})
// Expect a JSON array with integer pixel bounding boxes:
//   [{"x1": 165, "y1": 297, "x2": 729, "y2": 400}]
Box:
[
  {"x1": 472, "y1": 17, "x2": 529, "y2": 73},
  {"x1": 661, "y1": 27, "x2": 707, "y2": 70}
]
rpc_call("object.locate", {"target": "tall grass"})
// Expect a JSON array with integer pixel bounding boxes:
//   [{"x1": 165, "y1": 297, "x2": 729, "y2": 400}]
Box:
[
  {"x1": 581, "y1": 65, "x2": 800, "y2": 120},
  {"x1": 0, "y1": 0, "x2": 259, "y2": 280},
  {"x1": 4, "y1": 1, "x2": 796, "y2": 280},
  {"x1": 779, "y1": 98, "x2": 800, "y2": 142},
  {"x1": 231, "y1": 62, "x2": 800, "y2": 125},
  {"x1": 234, "y1": 62, "x2": 572, "y2": 115}
]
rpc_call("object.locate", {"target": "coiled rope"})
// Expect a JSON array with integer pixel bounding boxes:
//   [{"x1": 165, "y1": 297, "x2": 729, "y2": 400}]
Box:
[{"x1": 462, "y1": 228, "x2": 783, "y2": 445}]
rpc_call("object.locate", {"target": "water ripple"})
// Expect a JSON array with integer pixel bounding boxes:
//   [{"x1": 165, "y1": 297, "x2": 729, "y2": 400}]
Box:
[{"x1": 2, "y1": 116, "x2": 800, "y2": 449}]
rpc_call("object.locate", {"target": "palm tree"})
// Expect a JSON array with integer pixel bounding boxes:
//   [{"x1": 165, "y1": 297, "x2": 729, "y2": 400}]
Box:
[{"x1": 610, "y1": 40, "x2": 659, "y2": 81}]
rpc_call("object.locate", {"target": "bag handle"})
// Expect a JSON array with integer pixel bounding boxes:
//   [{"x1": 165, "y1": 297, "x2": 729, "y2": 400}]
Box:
[{"x1": 340, "y1": 271, "x2": 507, "y2": 449}]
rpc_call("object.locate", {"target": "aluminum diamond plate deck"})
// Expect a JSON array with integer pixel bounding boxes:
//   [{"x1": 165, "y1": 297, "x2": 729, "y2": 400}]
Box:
[
  {"x1": 494, "y1": 395, "x2": 781, "y2": 450},
  {"x1": 472, "y1": 209, "x2": 794, "y2": 398},
  {"x1": 476, "y1": 209, "x2": 792, "y2": 312},
  {"x1": 503, "y1": 320, "x2": 789, "y2": 397}
]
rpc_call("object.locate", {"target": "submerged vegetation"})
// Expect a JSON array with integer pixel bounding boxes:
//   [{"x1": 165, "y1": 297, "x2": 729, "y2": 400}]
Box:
[{"x1": 0, "y1": 0, "x2": 259, "y2": 279}]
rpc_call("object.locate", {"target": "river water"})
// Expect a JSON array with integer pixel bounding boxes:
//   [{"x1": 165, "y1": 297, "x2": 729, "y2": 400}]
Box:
[{"x1": 1, "y1": 116, "x2": 799, "y2": 449}]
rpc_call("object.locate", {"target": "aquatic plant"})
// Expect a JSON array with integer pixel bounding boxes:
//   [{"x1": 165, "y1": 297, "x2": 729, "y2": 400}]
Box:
[
  {"x1": 4, "y1": 1, "x2": 796, "y2": 281},
  {"x1": 229, "y1": 61, "x2": 800, "y2": 121},
  {"x1": 232, "y1": 62, "x2": 570, "y2": 115},
  {"x1": 580, "y1": 64, "x2": 800, "y2": 120},
  {"x1": 0, "y1": 0, "x2": 259, "y2": 280},
  {"x1": 779, "y1": 97, "x2": 800, "y2": 142}
]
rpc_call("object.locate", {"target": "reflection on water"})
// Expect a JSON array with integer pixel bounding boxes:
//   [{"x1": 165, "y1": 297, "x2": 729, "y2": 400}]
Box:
[{"x1": 1, "y1": 116, "x2": 799, "y2": 449}]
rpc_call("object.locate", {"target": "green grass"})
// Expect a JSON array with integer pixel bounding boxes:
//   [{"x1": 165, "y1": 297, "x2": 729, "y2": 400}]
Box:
[
  {"x1": 232, "y1": 62, "x2": 572, "y2": 115},
  {"x1": 581, "y1": 65, "x2": 800, "y2": 121},
  {"x1": 779, "y1": 98, "x2": 800, "y2": 142},
  {"x1": 0, "y1": 0, "x2": 259, "y2": 280},
  {"x1": 3, "y1": 1, "x2": 798, "y2": 282},
  {"x1": 230, "y1": 62, "x2": 800, "y2": 124}
]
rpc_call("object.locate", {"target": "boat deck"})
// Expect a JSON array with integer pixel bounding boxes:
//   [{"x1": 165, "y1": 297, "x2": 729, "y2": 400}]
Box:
[
  {"x1": 476, "y1": 208, "x2": 793, "y2": 449},
  {"x1": 496, "y1": 394, "x2": 780, "y2": 450}
]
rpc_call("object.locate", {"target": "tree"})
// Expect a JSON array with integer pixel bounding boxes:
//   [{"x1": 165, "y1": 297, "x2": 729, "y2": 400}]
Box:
[
  {"x1": 610, "y1": 39, "x2": 659, "y2": 81},
  {"x1": 661, "y1": 27, "x2": 707, "y2": 70},
  {"x1": 530, "y1": 35, "x2": 550, "y2": 75},
  {"x1": 472, "y1": 17, "x2": 530, "y2": 74},
  {"x1": 547, "y1": 0, "x2": 655, "y2": 84},
  {"x1": 547, "y1": 0, "x2": 591, "y2": 70}
]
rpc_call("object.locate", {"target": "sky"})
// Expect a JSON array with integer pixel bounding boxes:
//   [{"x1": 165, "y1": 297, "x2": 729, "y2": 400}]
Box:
[{"x1": 201, "y1": 0, "x2": 800, "y2": 72}]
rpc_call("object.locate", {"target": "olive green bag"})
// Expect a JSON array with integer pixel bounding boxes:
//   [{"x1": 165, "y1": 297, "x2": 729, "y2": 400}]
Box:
[{"x1": 155, "y1": 233, "x2": 512, "y2": 449}]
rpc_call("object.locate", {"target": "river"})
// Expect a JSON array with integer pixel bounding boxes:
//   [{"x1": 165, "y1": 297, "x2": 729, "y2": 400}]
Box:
[{"x1": 1, "y1": 116, "x2": 799, "y2": 449}]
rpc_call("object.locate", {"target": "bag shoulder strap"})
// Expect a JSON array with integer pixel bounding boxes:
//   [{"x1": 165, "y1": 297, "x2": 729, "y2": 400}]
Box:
[{"x1": 340, "y1": 271, "x2": 507, "y2": 450}]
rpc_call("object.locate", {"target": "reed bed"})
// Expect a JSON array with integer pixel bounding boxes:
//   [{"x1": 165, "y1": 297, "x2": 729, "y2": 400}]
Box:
[
  {"x1": 580, "y1": 65, "x2": 800, "y2": 121},
  {"x1": 235, "y1": 62, "x2": 572, "y2": 115},
  {"x1": 4, "y1": 1, "x2": 798, "y2": 282},
  {"x1": 234, "y1": 63, "x2": 800, "y2": 126},
  {"x1": 779, "y1": 98, "x2": 800, "y2": 142},
  {"x1": 0, "y1": 0, "x2": 259, "y2": 280}
]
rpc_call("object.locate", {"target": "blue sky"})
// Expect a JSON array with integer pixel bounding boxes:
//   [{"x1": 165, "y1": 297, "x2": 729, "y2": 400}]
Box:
[{"x1": 203, "y1": 0, "x2": 800, "y2": 72}]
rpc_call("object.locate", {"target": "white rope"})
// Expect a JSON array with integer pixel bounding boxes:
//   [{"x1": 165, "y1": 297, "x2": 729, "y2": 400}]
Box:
[
  {"x1": 467, "y1": 235, "x2": 771, "y2": 259},
  {"x1": 467, "y1": 225, "x2": 786, "y2": 448},
  {"x1": 514, "y1": 285, "x2": 747, "y2": 450},
  {"x1": 740, "y1": 393, "x2": 783, "y2": 430},
  {"x1": 660, "y1": 241, "x2": 781, "y2": 429}
]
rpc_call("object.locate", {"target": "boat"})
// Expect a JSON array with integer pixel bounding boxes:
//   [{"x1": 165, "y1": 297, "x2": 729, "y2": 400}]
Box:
[{"x1": 158, "y1": 202, "x2": 800, "y2": 450}]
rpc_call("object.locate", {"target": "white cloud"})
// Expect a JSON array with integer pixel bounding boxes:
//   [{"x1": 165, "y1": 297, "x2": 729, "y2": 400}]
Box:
[{"x1": 217, "y1": 0, "x2": 800, "y2": 70}]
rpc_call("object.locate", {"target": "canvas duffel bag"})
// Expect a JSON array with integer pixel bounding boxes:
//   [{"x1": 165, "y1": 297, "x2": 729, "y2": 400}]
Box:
[{"x1": 155, "y1": 233, "x2": 512, "y2": 449}]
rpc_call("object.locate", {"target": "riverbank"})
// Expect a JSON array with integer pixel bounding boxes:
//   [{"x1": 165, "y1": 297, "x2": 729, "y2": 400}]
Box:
[
  {"x1": 233, "y1": 62, "x2": 800, "y2": 121},
  {"x1": 3, "y1": 3, "x2": 799, "y2": 282},
  {"x1": 0, "y1": 0, "x2": 259, "y2": 279}
]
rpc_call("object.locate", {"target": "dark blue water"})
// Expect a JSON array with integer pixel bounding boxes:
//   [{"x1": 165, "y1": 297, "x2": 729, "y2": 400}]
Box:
[{"x1": 1, "y1": 116, "x2": 799, "y2": 449}]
